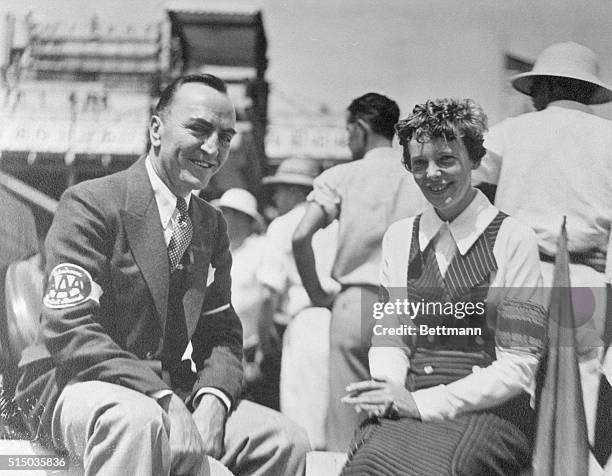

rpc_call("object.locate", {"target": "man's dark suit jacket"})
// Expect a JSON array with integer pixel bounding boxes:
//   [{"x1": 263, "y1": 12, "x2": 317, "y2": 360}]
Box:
[{"x1": 15, "y1": 157, "x2": 244, "y2": 441}]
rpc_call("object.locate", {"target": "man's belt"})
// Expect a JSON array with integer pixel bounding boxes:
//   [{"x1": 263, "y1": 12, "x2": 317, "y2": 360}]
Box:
[{"x1": 539, "y1": 249, "x2": 605, "y2": 274}]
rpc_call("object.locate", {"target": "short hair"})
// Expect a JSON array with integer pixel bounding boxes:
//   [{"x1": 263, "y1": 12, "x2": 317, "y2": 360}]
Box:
[
  {"x1": 347, "y1": 93, "x2": 400, "y2": 140},
  {"x1": 531, "y1": 76, "x2": 597, "y2": 107},
  {"x1": 154, "y1": 74, "x2": 227, "y2": 116},
  {"x1": 395, "y1": 98, "x2": 488, "y2": 170}
]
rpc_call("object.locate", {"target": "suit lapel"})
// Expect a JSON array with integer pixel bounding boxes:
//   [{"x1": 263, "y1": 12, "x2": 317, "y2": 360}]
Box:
[
  {"x1": 183, "y1": 200, "x2": 212, "y2": 338},
  {"x1": 121, "y1": 157, "x2": 170, "y2": 329}
]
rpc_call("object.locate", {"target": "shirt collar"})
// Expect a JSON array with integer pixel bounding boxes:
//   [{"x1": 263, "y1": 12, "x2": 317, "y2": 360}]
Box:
[
  {"x1": 546, "y1": 100, "x2": 593, "y2": 115},
  {"x1": 362, "y1": 146, "x2": 397, "y2": 160},
  {"x1": 419, "y1": 189, "x2": 498, "y2": 255},
  {"x1": 145, "y1": 156, "x2": 192, "y2": 230}
]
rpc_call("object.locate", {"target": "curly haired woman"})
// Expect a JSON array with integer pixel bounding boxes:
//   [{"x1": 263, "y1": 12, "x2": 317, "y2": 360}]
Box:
[{"x1": 341, "y1": 98, "x2": 547, "y2": 475}]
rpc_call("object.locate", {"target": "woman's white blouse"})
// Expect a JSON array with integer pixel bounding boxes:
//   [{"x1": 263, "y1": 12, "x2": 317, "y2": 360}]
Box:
[{"x1": 369, "y1": 190, "x2": 546, "y2": 421}]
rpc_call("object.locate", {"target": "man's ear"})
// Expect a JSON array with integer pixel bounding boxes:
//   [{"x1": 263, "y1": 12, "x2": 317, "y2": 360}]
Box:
[
  {"x1": 149, "y1": 115, "x2": 163, "y2": 147},
  {"x1": 356, "y1": 118, "x2": 371, "y2": 142},
  {"x1": 356, "y1": 118, "x2": 371, "y2": 132}
]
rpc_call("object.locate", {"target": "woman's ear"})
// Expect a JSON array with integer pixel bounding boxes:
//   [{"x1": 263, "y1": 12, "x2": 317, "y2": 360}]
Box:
[{"x1": 149, "y1": 115, "x2": 163, "y2": 147}]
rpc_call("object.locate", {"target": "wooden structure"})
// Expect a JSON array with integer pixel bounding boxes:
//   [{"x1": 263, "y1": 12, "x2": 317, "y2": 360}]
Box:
[
  {"x1": 0, "y1": 5, "x2": 270, "y2": 212},
  {"x1": 165, "y1": 1, "x2": 270, "y2": 199}
]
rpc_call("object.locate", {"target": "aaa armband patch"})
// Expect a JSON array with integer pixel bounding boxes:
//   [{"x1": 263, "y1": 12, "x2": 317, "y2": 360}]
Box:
[{"x1": 43, "y1": 263, "x2": 103, "y2": 309}]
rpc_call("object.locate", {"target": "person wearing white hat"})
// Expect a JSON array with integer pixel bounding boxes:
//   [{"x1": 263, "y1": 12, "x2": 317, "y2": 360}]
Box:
[
  {"x1": 262, "y1": 156, "x2": 322, "y2": 217},
  {"x1": 257, "y1": 157, "x2": 340, "y2": 448},
  {"x1": 473, "y1": 41, "x2": 612, "y2": 474},
  {"x1": 217, "y1": 188, "x2": 264, "y2": 242},
  {"x1": 215, "y1": 189, "x2": 265, "y2": 352}
]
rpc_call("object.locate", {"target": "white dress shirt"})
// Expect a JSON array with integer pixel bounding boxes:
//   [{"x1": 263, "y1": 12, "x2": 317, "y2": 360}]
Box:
[
  {"x1": 473, "y1": 100, "x2": 612, "y2": 264},
  {"x1": 369, "y1": 190, "x2": 545, "y2": 421},
  {"x1": 145, "y1": 157, "x2": 231, "y2": 411},
  {"x1": 308, "y1": 146, "x2": 426, "y2": 286}
]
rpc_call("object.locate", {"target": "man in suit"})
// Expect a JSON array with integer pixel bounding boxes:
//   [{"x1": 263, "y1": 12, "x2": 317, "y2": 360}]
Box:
[{"x1": 15, "y1": 74, "x2": 309, "y2": 476}]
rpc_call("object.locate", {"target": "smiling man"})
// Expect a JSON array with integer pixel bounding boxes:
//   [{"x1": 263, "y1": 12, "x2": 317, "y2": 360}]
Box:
[
  {"x1": 149, "y1": 77, "x2": 237, "y2": 195},
  {"x1": 15, "y1": 74, "x2": 309, "y2": 476}
]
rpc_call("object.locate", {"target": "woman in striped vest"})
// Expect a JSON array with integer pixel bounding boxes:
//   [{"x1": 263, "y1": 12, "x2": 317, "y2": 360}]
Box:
[{"x1": 341, "y1": 98, "x2": 547, "y2": 475}]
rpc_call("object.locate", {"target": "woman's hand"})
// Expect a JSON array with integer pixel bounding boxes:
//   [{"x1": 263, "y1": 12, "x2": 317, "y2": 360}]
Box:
[{"x1": 341, "y1": 377, "x2": 422, "y2": 420}]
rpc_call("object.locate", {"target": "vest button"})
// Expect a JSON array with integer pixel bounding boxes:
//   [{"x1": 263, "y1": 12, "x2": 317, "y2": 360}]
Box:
[
  {"x1": 475, "y1": 336, "x2": 485, "y2": 346},
  {"x1": 145, "y1": 351, "x2": 154, "y2": 360},
  {"x1": 423, "y1": 365, "x2": 434, "y2": 375},
  {"x1": 427, "y1": 335, "x2": 435, "y2": 343}
]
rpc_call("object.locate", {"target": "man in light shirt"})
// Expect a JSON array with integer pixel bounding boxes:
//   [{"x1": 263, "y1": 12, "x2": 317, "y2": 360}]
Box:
[
  {"x1": 473, "y1": 42, "x2": 612, "y2": 473},
  {"x1": 293, "y1": 93, "x2": 425, "y2": 450}
]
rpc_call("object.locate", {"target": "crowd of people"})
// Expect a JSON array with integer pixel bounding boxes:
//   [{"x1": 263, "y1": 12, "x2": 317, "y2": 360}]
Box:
[{"x1": 0, "y1": 40, "x2": 610, "y2": 475}]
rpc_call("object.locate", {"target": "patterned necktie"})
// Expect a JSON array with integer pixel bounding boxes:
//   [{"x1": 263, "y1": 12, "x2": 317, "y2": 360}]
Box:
[{"x1": 167, "y1": 197, "x2": 193, "y2": 272}]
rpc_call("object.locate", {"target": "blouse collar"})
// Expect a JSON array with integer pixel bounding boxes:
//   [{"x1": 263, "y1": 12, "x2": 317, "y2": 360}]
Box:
[{"x1": 418, "y1": 189, "x2": 498, "y2": 255}]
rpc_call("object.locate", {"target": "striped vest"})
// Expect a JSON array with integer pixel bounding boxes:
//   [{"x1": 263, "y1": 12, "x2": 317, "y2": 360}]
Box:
[{"x1": 405, "y1": 212, "x2": 507, "y2": 390}]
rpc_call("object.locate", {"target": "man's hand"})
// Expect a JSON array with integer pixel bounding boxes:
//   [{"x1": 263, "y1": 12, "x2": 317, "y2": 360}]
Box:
[
  {"x1": 165, "y1": 393, "x2": 206, "y2": 475},
  {"x1": 243, "y1": 347, "x2": 264, "y2": 384},
  {"x1": 584, "y1": 249, "x2": 606, "y2": 274},
  {"x1": 192, "y1": 394, "x2": 227, "y2": 460},
  {"x1": 341, "y1": 377, "x2": 421, "y2": 420}
]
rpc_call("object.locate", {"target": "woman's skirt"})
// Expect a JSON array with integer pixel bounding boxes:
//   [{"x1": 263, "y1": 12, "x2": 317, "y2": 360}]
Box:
[{"x1": 342, "y1": 399, "x2": 532, "y2": 476}]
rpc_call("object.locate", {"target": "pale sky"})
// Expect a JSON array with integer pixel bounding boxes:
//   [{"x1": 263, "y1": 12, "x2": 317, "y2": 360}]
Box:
[{"x1": 4, "y1": 0, "x2": 612, "y2": 122}]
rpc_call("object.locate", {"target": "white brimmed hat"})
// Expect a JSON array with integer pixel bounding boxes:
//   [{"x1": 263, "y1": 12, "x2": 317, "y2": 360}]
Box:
[
  {"x1": 510, "y1": 42, "x2": 612, "y2": 105},
  {"x1": 261, "y1": 157, "x2": 320, "y2": 188},
  {"x1": 217, "y1": 188, "x2": 263, "y2": 224}
]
